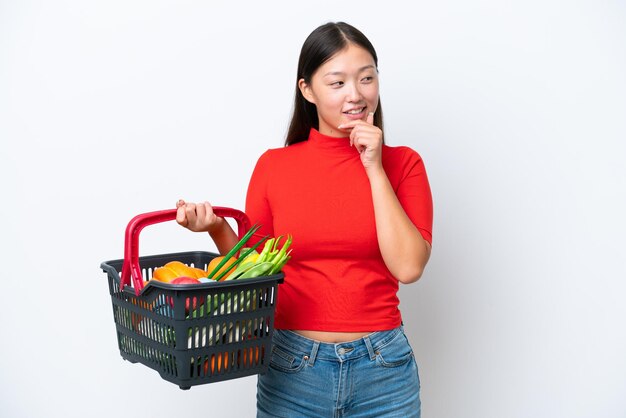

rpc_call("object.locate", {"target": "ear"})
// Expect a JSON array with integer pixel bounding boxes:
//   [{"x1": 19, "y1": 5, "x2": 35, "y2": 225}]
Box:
[{"x1": 298, "y1": 78, "x2": 316, "y2": 104}]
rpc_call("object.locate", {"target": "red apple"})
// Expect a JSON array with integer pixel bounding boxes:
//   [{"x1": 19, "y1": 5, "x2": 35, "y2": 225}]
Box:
[
  {"x1": 170, "y1": 277, "x2": 201, "y2": 285},
  {"x1": 167, "y1": 277, "x2": 205, "y2": 313}
]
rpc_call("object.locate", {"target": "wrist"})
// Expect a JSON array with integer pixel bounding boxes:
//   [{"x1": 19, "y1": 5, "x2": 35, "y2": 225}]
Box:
[
  {"x1": 365, "y1": 163, "x2": 386, "y2": 180},
  {"x1": 207, "y1": 216, "x2": 226, "y2": 235}
]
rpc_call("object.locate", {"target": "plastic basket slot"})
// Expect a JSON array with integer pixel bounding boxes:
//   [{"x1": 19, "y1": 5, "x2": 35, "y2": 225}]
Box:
[
  {"x1": 210, "y1": 321, "x2": 234, "y2": 346},
  {"x1": 117, "y1": 323, "x2": 177, "y2": 356},
  {"x1": 213, "y1": 292, "x2": 230, "y2": 317},
  {"x1": 114, "y1": 304, "x2": 176, "y2": 348},
  {"x1": 209, "y1": 324, "x2": 216, "y2": 346},
  {"x1": 208, "y1": 316, "x2": 272, "y2": 342},
  {"x1": 225, "y1": 321, "x2": 239, "y2": 344},
  {"x1": 154, "y1": 294, "x2": 174, "y2": 318},
  {"x1": 260, "y1": 315, "x2": 272, "y2": 338},
  {"x1": 142, "y1": 317, "x2": 154, "y2": 342},
  {"x1": 237, "y1": 344, "x2": 265, "y2": 369},
  {"x1": 111, "y1": 280, "x2": 123, "y2": 300},
  {"x1": 112, "y1": 305, "x2": 123, "y2": 327},
  {"x1": 136, "y1": 314, "x2": 145, "y2": 336},
  {"x1": 114, "y1": 305, "x2": 133, "y2": 330},
  {"x1": 188, "y1": 294, "x2": 215, "y2": 319},
  {"x1": 191, "y1": 350, "x2": 233, "y2": 378},
  {"x1": 241, "y1": 289, "x2": 254, "y2": 312},
  {"x1": 112, "y1": 291, "x2": 172, "y2": 336},
  {"x1": 119, "y1": 334, "x2": 178, "y2": 376},
  {"x1": 217, "y1": 322, "x2": 226, "y2": 345},
  {"x1": 185, "y1": 294, "x2": 206, "y2": 316},
  {"x1": 205, "y1": 287, "x2": 265, "y2": 317},
  {"x1": 162, "y1": 325, "x2": 175, "y2": 347},
  {"x1": 190, "y1": 326, "x2": 203, "y2": 349},
  {"x1": 258, "y1": 317, "x2": 267, "y2": 337},
  {"x1": 155, "y1": 322, "x2": 175, "y2": 347},
  {"x1": 188, "y1": 322, "x2": 238, "y2": 349},
  {"x1": 226, "y1": 321, "x2": 239, "y2": 344},
  {"x1": 257, "y1": 285, "x2": 277, "y2": 308}
]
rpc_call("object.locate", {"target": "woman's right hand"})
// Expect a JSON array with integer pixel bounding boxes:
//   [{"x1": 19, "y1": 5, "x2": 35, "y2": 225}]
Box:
[{"x1": 176, "y1": 199, "x2": 221, "y2": 232}]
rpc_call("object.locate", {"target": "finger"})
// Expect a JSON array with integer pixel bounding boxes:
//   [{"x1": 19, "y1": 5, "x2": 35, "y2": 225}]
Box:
[
  {"x1": 338, "y1": 120, "x2": 360, "y2": 130},
  {"x1": 176, "y1": 199, "x2": 185, "y2": 208},
  {"x1": 203, "y1": 201, "x2": 215, "y2": 220},
  {"x1": 196, "y1": 202, "x2": 207, "y2": 223},
  {"x1": 352, "y1": 132, "x2": 366, "y2": 154},
  {"x1": 351, "y1": 125, "x2": 373, "y2": 151},
  {"x1": 349, "y1": 125, "x2": 359, "y2": 147},
  {"x1": 344, "y1": 122, "x2": 365, "y2": 148},
  {"x1": 185, "y1": 203, "x2": 197, "y2": 225},
  {"x1": 367, "y1": 111, "x2": 374, "y2": 125},
  {"x1": 176, "y1": 205, "x2": 188, "y2": 226}
]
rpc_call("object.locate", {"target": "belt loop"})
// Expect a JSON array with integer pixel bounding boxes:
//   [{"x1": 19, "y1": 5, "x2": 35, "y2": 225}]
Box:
[
  {"x1": 308, "y1": 341, "x2": 319, "y2": 366},
  {"x1": 363, "y1": 335, "x2": 376, "y2": 361}
]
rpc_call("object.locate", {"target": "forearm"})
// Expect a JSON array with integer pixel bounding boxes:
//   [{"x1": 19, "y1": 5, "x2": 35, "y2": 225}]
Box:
[
  {"x1": 207, "y1": 217, "x2": 239, "y2": 256},
  {"x1": 368, "y1": 167, "x2": 431, "y2": 284}
]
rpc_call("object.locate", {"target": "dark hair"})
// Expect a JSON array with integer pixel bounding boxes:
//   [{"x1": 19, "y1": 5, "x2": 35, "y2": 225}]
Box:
[{"x1": 285, "y1": 22, "x2": 384, "y2": 146}]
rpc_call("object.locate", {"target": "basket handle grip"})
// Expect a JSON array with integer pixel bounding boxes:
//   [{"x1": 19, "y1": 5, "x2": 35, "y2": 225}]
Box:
[{"x1": 120, "y1": 207, "x2": 251, "y2": 295}]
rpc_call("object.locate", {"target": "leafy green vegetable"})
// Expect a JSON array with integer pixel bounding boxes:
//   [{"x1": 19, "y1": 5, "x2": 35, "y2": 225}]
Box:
[{"x1": 237, "y1": 262, "x2": 274, "y2": 279}]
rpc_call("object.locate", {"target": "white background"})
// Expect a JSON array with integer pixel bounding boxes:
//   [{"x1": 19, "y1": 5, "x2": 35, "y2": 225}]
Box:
[{"x1": 1, "y1": 1, "x2": 625, "y2": 417}]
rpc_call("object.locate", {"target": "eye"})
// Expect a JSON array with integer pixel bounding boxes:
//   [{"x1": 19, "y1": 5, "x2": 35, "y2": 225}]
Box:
[
  {"x1": 330, "y1": 81, "x2": 344, "y2": 87},
  {"x1": 361, "y1": 76, "x2": 374, "y2": 83}
]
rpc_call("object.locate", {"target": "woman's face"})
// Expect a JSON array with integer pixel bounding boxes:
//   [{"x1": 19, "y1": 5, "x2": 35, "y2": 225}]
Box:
[{"x1": 299, "y1": 44, "x2": 379, "y2": 138}]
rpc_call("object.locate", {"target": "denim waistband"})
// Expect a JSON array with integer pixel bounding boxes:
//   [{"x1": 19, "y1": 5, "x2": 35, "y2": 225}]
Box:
[{"x1": 271, "y1": 327, "x2": 405, "y2": 364}]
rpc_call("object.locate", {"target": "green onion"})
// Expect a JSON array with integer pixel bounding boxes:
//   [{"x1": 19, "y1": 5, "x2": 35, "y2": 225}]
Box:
[
  {"x1": 212, "y1": 235, "x2": 269, "y2": 281},
  {"x1": 207, "y1": 224, "x2": 261, "y2": 279}
]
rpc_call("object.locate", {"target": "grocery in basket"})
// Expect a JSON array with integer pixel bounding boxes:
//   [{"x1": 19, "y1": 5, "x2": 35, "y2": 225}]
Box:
[{"x1": 101, "y1": 207, "x2": 289, "y2": 389}]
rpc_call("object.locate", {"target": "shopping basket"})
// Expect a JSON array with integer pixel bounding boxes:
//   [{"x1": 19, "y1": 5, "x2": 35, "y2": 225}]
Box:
[{"x1": 100, "y1": 207, "x2": 284, "y2": 389}]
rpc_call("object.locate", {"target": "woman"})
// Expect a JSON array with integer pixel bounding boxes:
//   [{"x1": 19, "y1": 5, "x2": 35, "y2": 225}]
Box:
[{"x1": 177, "y1": 21, "x2": 432, "y2": 418}]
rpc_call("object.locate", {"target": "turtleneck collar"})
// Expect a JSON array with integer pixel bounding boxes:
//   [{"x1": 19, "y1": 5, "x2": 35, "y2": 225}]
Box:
[{"x1": 307, "y1": 128, "x2": 359, "y2": 154}]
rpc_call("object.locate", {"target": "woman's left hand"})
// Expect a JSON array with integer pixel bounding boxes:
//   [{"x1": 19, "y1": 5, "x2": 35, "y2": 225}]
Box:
[{"x1": 338, "y1": 112, "x2": 383, "y2": 173}]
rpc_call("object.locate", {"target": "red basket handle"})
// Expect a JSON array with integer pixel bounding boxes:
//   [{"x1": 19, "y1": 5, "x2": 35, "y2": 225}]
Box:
[{"x1": 120, "y1": 207, "x2": 250, "y2": 295}]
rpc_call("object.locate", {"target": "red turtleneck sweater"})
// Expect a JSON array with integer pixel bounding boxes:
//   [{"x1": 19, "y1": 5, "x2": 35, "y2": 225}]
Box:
[{"x1": 245, "y1": 128, "x2": 433, "y2": 331}]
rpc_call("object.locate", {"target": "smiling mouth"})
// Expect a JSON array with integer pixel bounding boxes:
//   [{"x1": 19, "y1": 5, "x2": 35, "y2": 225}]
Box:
[{"x1": 343, "y1": 107, "x2": 365, "y2": 115}]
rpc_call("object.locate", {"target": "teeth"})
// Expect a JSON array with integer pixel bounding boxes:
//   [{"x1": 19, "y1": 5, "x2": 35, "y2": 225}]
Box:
[{"x1": 346, "y1": 108, "x2": 364, "y2": 114}]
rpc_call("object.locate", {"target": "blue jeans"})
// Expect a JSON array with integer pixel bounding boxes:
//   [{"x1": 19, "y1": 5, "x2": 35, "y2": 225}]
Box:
[{"x1": 257, "y1": 327, "x2": 421, "y2": 417}]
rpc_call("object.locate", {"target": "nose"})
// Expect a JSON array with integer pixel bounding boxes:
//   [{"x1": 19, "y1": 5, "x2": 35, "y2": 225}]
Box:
[{"x1": 346, "y1": 82, "x2": 362, "y2": 103}]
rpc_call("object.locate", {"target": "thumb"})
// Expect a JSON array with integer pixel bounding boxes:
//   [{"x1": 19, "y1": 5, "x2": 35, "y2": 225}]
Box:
[{"x1": 367, "y1": 111, "x2": 374, "y2": 125}]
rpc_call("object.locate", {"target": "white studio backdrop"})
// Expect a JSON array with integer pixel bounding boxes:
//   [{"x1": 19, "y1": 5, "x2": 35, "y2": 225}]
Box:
[{"x1": 1, "y1": 1, "x2": 625, "y2": 417}]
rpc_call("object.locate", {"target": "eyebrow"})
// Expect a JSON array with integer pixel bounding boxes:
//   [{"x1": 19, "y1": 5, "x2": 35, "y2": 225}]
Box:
[{"x1": 322, "y1": 65, "x2": 376, "y2": 77}]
